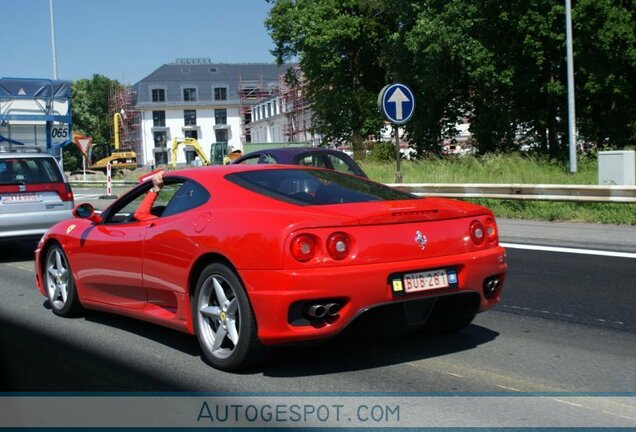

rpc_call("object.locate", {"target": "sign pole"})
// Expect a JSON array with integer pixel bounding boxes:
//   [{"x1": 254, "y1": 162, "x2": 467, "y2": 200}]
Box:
[
  {"x1": 378, "y1": 83, "x2": 414, "y2": 185},
  {"x1": 82, "y1": 155, "x2": 86, "y2": 181},
  {"x1": 106, "y1": 162, "x2": 112, "y2": 197},
  {"x1": 394, "y1": 124, "x2": 402, "y2": 183}
]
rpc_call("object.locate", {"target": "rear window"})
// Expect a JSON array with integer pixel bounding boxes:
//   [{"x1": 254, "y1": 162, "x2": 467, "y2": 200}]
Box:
[
  {"x1": 226, "y1": 169, "x2": 413, "y2": 205},
  {"x1": 0, "y1": 158, "x2": 63, "y2": 185}
]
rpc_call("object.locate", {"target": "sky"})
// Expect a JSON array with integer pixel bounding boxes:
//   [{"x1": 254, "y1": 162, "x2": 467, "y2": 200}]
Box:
[{"x1": 0, "y1": 0, "x2": 277, "y2": 84}]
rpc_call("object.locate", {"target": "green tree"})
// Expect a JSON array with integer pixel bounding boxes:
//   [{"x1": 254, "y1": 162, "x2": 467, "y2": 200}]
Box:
[
  {"x1": 575, "y1": 0, "x2": 636, "y2": 148},
  {"x1": 266, "y1": 0, "x2": 392, "y2": 159},
  {"x1": 72, "y1": 74, "x2": 122, "y2": 145}
]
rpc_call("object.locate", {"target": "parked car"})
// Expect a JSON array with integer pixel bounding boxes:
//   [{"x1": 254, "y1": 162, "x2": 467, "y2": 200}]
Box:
[
  {"x1": 0, "y1": 151, "x2": 74, "y2": 242},
  {"x1": 35, "y1": 165, "x2": 506, "y2": 371},
  {"x1": 232, "y1": 147, "x2": 368, "y2": 178}
]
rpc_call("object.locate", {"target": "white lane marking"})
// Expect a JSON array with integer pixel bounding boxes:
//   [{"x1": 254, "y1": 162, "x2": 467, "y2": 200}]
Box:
[
  {"x1": 75, "y1": 193, "x2": 101, "y2": 199},
  {"x1": 444, "y1": 372, "x2": 464, "y2": 378},
  {"x1": 501, "y1": 242, "x2": 636, "y2": 259},
  {"x1": 496, "y1": 385, "x2": 521, "y2": 392},
  {"x1": 500, "y1": 305, "x2": 625, "y2": 327},
  {"x1": 553, "y1": 398, "x2": 584, "y2": 408}
]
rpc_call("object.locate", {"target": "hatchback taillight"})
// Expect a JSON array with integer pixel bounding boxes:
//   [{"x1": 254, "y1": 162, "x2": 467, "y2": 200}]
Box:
[
  {"x1": 62, "y1": 183, "x2": 74, "y2": 202},
  {"x1": 52, "y1": 182, "x2": 73, "y2": 202},
  {"x1": 291, "y1": 234, "x2": 316, "y2": 262}
]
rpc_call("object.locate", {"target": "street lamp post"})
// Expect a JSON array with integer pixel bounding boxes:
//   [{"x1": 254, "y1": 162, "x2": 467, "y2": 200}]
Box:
[
  {"x1": 565, "y1": 0, "x2": 577, "y2": 173},
  {"x1": 49, "y1": 0, "x2": 58, "y2": 79}
]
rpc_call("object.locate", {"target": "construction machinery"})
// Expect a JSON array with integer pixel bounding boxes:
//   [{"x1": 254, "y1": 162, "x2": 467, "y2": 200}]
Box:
[
  {"x1": 87, "y1": 112, "x2": 137, "y2": 171},
  {"x1": 169, "y1": 137, "x2": 211, "y2": 168}
]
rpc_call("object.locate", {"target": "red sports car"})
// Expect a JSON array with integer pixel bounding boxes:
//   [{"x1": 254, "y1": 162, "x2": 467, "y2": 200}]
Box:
[{"x1": 35, "y1": 165, "x2": 506, "y2": 371}]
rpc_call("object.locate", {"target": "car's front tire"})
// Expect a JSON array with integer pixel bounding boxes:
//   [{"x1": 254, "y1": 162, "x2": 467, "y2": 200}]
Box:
[
  {"x1": 44, "y1": 244, "x2": 83, "y2": 316},
  {"x1": 193, "y1": 263, "x2": 263, "y2": 371}
]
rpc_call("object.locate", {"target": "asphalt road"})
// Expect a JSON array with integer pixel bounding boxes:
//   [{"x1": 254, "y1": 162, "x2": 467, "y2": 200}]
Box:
[{"x1": 0, "y1": 238, "x2": 634, "y2": 394}]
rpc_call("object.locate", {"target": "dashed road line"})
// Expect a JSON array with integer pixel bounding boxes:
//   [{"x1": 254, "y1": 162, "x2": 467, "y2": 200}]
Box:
[{"x1": 501, "y1": 305, "x2": 625, "y2": 327}]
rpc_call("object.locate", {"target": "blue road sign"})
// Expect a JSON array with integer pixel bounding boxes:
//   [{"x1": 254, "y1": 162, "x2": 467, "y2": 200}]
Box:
[{"x1": 378, "y1": 83, "x2": 415, "y2": 125}]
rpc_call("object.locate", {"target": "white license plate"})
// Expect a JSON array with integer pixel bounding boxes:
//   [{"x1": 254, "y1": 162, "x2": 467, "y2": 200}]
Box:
[
  {"x1": 403, "y1": 269, "x2": 449, "y2": 293},
  {"x1": 1, "y1": 193, "x2": 40, "y2": 204}
]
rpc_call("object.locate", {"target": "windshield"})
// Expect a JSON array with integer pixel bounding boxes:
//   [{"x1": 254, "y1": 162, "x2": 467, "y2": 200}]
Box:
[
  {"x1": 226, "y1": 169, "x2": 414, "y2": 205},
  {"x1": 0, "y1": 157, "x2": 63, "y2": 185}
]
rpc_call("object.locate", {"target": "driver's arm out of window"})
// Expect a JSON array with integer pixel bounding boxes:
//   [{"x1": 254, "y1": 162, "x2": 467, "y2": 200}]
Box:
[{"x1": 134, "y1": 190, "x2": 159, "y2": 221}]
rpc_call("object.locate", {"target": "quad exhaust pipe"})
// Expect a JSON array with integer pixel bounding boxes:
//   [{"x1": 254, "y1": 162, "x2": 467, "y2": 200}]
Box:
[{"x1": 305, "y1": 302, "x2": 341, "y2": 319}]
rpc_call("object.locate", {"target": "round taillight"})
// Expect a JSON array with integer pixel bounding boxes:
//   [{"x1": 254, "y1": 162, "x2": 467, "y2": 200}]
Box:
[
  {"x1": 326, "y1": 232, "x2": 350, "y2": 260},
  {"x1": 484, "y1": 217, "x2": 498, "y2": 242},
  {"x1": 469, "y1": 220, "x2": 485, "y2": 245},
  {"x1": 291, "y1": 234, "x2": 316, "y2": 262}
]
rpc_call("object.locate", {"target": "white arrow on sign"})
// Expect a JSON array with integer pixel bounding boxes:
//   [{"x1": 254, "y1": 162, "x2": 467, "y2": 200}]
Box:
[{"x1": 388, "y1": 87, "x2": 410, "y2": 120}]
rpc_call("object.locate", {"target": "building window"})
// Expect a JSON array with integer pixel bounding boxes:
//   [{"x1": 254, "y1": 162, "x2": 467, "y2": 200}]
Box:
[
  {"x1": 184, "y1": 110, "x2": 197, "y2": 126},
  {"x1": 152, "y1": 88, "x2": 165, "y2": 102},
  {"x1": 153, "y1": 131, "x2": 167, "y2": 148},
  {"x1": 152, "y1": 111, "x2": 165, "y2": 127},
  {"x1": 215, "y1": 129, "x2": 228, "y2": 143},
  {"x1": 267, "y1": 102, "x2": 272, "y2": 117},
  {"x1": 214, "y1": 87, "x2": 227, "y2": 101},
  {"x1": 184, "y1": 130, "x2": 198, "y2": 139},
  {"x1": 215, "y1": 109, "x2": 227, "y2": 125},
  {"x1": 183, "y1": 88, "x2": 197, "y2": 102}
]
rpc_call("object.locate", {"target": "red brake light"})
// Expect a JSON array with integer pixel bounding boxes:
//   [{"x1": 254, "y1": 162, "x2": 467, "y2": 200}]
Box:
[
  {"x1": 291, "y1": 234, "x2": 316, "y2": 262},
  {"x1": 469, "y1": 220, "x2": 485, "y2": 245},
  {"x1": 63, "y1": 183, "x2": 74, "y2": 202},
  {"x1": 326, "y1": 232, "x2": 350, "y2": 260},
  {"x1": 484, "y1": 217, "x2": 498, "y2": 242}
]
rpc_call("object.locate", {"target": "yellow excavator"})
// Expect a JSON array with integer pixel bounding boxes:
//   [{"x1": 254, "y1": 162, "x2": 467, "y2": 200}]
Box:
[
  {"x1": 169, "y1": 137, "x2": 211, "y2": 168},
  {"x1": 87, "y1": 112, "x2": 137, "y2": 171}
]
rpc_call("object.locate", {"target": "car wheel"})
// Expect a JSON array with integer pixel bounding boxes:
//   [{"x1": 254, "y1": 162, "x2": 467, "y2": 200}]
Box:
[
  {"x1": 193, "y1": 263, "x2": 263, "y2": 371},
  {"x1": 44, "y1": 244, "x2": 82, "y2": 316}
]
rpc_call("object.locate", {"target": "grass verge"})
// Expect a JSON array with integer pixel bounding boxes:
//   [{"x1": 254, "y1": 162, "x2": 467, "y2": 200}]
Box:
[{"x1": 360, "y1": 154, "x2": 635, "y2": 225}]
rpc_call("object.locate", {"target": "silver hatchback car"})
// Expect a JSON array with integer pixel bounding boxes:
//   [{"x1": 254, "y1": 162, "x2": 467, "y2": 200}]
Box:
[{"x1": 0, "y1": 152, "x2": 74, "y2": 241}]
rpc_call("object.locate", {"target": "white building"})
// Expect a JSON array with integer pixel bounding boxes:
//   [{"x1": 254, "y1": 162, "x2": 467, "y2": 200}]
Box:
[{"x1": 133, "y1": 59, "x2": 292, "y2": 166}]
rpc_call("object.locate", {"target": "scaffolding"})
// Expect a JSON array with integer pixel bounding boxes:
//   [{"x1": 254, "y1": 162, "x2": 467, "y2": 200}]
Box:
[
  {"x1": 239, "y1": 73, "x2": 277, "y2": 144},
  {"x1": 279, "y1": 66, "x2": 313, "y2": 144},
  {"x1": 108, "y1": 85, "x2": 141, "y2": 163}
]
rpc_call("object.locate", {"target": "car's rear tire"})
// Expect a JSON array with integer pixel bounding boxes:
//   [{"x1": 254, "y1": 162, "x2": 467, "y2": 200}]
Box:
[
  {"x1": 192, "y1": 263, "x2": 264, "y2": 371},
  {"x1": 44, "y1": 244, "x2": 83, "y2": 316}
]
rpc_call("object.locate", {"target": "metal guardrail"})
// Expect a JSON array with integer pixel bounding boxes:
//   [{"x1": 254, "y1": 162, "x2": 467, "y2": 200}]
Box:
[
  {"x1": 70, "y1": 180, "x2": 137, "y2": 187},
  {"x1": 387, "y1": 183, "x2": 636, "y2": 203},
  {"x1": 69, "y1": 180, "x2": 636, "y2": 203}
]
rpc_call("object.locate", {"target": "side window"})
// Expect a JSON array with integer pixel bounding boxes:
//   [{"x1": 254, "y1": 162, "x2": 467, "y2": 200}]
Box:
[
  {"x1": 326, "y1": 154, "x2": 356, "y2": 175},
  {"x1": 297, "y1": 154, "x2": 326, "y2": 168},
  {"x1": 162, "y1": 181, "x2": 210, "y2": 217},
  {"x1": 103, "y1": 181, "x2": 183, "y2": 224},
  {"x1": 235, "y1": 155, "x2": 262, "y2": 165},
  {"x1": 260, "y1": 154, "x2": 278, "y2": 164}
]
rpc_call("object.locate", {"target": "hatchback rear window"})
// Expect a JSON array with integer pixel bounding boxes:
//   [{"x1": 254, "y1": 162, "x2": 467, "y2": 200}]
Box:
[
  {"x1": 226, "y1": 169, "x2": 413, "y2": 205},
  {"x1": 0, "y1": 158, "x2": 63, "y2": 185}
]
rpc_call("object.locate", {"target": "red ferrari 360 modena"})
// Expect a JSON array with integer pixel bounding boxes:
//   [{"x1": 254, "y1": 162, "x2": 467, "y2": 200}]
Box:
[{"x1": 35, "y1": 165, "x2": 506, "y2": 371}]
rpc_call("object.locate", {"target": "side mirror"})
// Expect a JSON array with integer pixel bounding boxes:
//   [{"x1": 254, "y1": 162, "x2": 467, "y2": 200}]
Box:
[{"x1": 73, "y1": 203, "x2": 102, "y2": 223}]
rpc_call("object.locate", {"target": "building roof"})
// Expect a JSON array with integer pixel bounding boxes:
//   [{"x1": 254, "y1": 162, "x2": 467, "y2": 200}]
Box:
[{"x1": 133, "y1": 61, "x2": 294, "y2": 108}]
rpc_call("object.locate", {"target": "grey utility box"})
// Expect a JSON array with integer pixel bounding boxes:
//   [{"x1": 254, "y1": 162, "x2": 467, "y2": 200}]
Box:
[{"x1": 598, "y1": 150, "x2": 635, "y2": 185}]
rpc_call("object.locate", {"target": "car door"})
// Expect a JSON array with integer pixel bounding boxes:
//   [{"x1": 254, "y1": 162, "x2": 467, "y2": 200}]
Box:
[
  {"x1": 72, "y1": 189, "x2": 151, "y2": 309},
  {"x1": 141, "y1": 180, "x2": 210, "y2": 319}
]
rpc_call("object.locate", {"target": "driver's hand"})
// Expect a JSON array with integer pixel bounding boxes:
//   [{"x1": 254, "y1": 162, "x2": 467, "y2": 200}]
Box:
[{"x1": 152, "y1": 171, "x2": 164, "y2": 190}]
